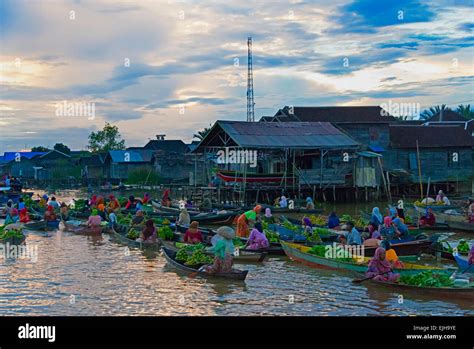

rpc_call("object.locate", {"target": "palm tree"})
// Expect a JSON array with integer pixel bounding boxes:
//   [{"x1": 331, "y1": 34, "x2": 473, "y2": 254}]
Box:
[
  {"x1": 193, "y1": 126, "x2": 212, "y2": 141},
  {"x1": 456, "y1": 104, "x2": 474, "y2": 120},
  {"x1": 420, "y1": 104, "x2": 451, "y2": 120}
]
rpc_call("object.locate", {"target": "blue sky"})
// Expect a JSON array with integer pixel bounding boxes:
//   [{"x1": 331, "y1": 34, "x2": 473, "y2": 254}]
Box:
[{"x1": 0, "y1": 0, "x2": 473, "y2": 151}]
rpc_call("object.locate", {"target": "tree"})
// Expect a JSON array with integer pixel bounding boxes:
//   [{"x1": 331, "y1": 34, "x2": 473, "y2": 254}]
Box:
[
  {"x1": 31, "y1": 146, "x2": 50, "y2": 152},
  {"x1": 456, "y1": 104, "x2": 474, "y2": 120},
  {"x1": 53, "y1": 143, "x2": 71, "y2": 155},
  {"x1": 193, "y1": 125, "x2": 212, "y2": 141},
  {"x1": 87, "y1": 122, "x2": 126, "y2": 153},
  {"x1": 419, "y1": 104, "x2": 451, "y2": 120}
]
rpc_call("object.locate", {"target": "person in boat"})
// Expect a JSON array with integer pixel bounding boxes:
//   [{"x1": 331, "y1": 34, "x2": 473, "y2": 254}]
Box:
[
  {"x1": 142, "y1": 192, "x2": 151, "y2": 204},
  {"x1": 107, "y1": 208, "x2": 117, "y2": 229},
  {"x1": 183, "y1": 221, "x2": 203, "y2": 244},
  {"x1": 108, "y1": 195, "x2": 121, "y2": 212},
  {"x1": 245, "y1": 222, "x2": 269, "y2": 250},
  {"x1": 135, "y1": 199, "x2": 143, "y2": 212},
  {"x1": 19, "y1": 207, "x2": 30, "y2": 223},
  {"x1": 468, "y1": 245, "x2": 474, "y2": 266},
  {"x1": 39, "y1": 194, "x2": 49, "y2": 208},
  {"x1": 366, "y1": 223, "x2": 382, "y2": 241},
  {"x1": 327, "y1": 212, "x2": 340, "y2": 229},
  {"x1": 87, "y1": 209, "x2": 102, "y2": 229},
  {"x1": 137, "y1": 219, "x2": 157, "y2": 243},
  {"x1": 279, "y1": 196, "x2": 288, "y2": 208},
  {"x1": 161, "y1": 189, "x2": 171, "y2": 207},
  {"x1": 363, "y1": 232, "x2": 381, "y2": 248},
  {"x1": 236, "y1": 205, "x2": 262, "y2": 238},
  {"x1": 381, "y1": 240, "x2": 404, "y2": 269},
  {"x1": 419, "y1": 207, "x2": 436, "y2": 226},
  {"x1": 185, "y1": 199, "x2": 193, "y2": 208},
  {"x1": 124, "y1": 195, "x2": 136, "y2": 210},
  {"x1": 18, "y1": 197, "x2": 25, "y2": 210},
  {"x1": 131, "y1": 210, "x2": 145, "y2": 226},
  {"x1": 370, "y1": 207, "x2": 383, "y2": 230},
  {"x1": 48, "y1": 196, "x2": 60, "y2": 210},
  {"x1": 262, "y1": 208, "x2": 275, "y2": 224},
  {"x1": 366, "y1": 247, "x2": 400, "y2": 282},
  {"x1": 4, "y1": 175, "x2": 11, "y2": 187},
  {"x1": 60, "y1": 202, "x2": 69, "y2": 221},
  {"x1": 303, "y1": 217, "x2": 322, "y2": 244},
  {"x1": 5, "y1": 200, "x2": 19, "y2": 224},
  {"x1": 388, "y1": 206, "x2": 398, "y2": 220},
  {"x1": 467, "y1": 199, "x2": 474, "y2": 223},
  {"x1": 345, "y1": 222, "x2": 362, "y2": 246},
  {"x1": 89, "y1": 195, "x2": 98, "y2": 208},
  {"x1": 436, "y1": 190, "x2": 451, "y2": 205},
  {"x1": 392, "y1": 217, "x2": 409, "y2": 239},
  {"x1": 306, "y1": 197, "x2": 315, "y2": 210},
  {"x1": 178, "y1": 207, "x2": 191, "y2": 225},
  {"x1": 44, "y1": 205, "x2": 57, "y2": 222},
  {"x1": 205, "y1": 226, "x2": 235, "y2": 274},
  {"x1": 380, "y1": 216, "x2": 394, "y2": 238}
]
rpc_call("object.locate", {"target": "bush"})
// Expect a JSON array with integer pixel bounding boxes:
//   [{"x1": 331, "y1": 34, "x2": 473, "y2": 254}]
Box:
[{"x1": 126, "y1": 167, "x2": 161, "y2": 185}]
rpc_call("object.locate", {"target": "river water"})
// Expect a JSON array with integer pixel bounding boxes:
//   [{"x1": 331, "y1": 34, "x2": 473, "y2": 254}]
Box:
[{"x1": 0, "y1": 189, "x2": 472, "y2": 316}]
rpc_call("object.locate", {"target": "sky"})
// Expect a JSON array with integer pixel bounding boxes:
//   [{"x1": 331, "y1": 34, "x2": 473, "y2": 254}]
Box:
[{"x1": 0, "y1": 0, "x2": 473, "y2": 151}]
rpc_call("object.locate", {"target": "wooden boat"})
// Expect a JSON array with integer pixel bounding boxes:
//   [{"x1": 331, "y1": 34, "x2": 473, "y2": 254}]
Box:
[
  {"x1": 175, "y1": 223, "x2": 285, "y2": 255},
  {"x1": 281, "y1": 241, "x2": 451, "y2": 276},
  {"x1": 363, "y1": 238, "x2": 434, "y2": 257},
  {"x1": 23, "y1": 220, "x2": 47, "y2": 231},
  {"x1": 162, "y1": 247, "x2": 248, "y2": 280},
  {"x1": 163, "y1": 241, "x2": 267, "y2": 263},
  {"x1": 46, "y1": 220, "x2": 60, "y2": 230},
  {"x1": 357, "y1": 273, "x2": 474, "y2": 301},
  {"x1": 447, "y1": 220, "x2": 474, "y2": 232},
  {"x1": 112, "y1": 227, "x2": 162, "y2": 250},
  {"x1": 454, "y1": 254, "x2": 474, "y2": 273},
  {"x1": 359, "y1": 210, "x2": 450, "y2": 232},
  {"x1": 414, "y1": 205, "x2": 465, "y2": 224}
]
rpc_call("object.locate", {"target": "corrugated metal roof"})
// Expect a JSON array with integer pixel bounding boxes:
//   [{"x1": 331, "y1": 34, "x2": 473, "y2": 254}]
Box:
[
  {"x1": 1, "y1": 152, "x2": 47, "y2": 162},
  {"x1": 214, "y1": 121, "x2": 359, "y2": 149}
]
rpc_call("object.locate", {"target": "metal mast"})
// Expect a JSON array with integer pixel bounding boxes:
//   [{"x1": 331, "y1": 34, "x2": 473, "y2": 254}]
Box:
[{"x1": 246, "y1": 37, "x2": 255, "y2": 122}]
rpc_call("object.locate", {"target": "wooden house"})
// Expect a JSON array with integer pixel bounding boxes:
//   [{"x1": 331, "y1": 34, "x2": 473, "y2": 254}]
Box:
[{"x1": 103, "y1": 150, "x2": 156, "y2": 181}]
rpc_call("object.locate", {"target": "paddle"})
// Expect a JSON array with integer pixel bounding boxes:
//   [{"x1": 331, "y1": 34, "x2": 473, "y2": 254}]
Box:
[{"x1": 352, "y1": 271, "x2": 389, "y2": 284}]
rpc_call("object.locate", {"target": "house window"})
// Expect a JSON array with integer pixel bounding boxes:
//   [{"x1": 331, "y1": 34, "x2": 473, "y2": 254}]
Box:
[
  {"x1": 448, "y1": 151, "x2": 460, "y2": 167},
  {"x1": 408, "y1": 153, "x2": 418, "y2": 170}
]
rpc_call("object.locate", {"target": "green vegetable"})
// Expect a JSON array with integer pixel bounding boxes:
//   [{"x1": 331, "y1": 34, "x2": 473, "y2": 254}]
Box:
[
  {"x1": 399, "y1": 271, "x2": 453, "y2": 288},
  {"x1": 264, "y1": 229, "x2": 280, "y2": 243},
  {"x1": 457, "y1": 240, "x2": 470, "y2": 254},
  {"x1": 126, "y1": 229, "x2": 139, "y2": 240},
  {"x1": 0, "y1": 227, "x2": 25, "y2": 240},
  {"x1": 233, "y1": 238, "x2": 245, "y2": 247},
  {"x1": 158, "y1": 226, "x2": 174, "y2": 240},
  {"x1": 340, "y1": 214, "x2": 352, "y2": 223}
]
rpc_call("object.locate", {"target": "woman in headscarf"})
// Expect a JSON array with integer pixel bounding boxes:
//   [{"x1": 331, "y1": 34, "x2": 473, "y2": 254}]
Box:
[
  {"x1": 124, "y1": 195, "x2": 136, "y2": 210},
  {"x1": 262, "y1": 208, "x2": 275, "y2": 224},
  {"x1": 306, "y1": 197, "x2": 315, "y2": 210},
  {"x1": 44, "y1": 205, "x2": 57, "y2": 222},
  {"x1": 139, "y1": 219, "x2": 157, "y2": 243},
  {"x1": 89, "y1": 195, "x2": 98, "y2": 208},
  {"x1": 246, "y1": 222, "x2": 269, "y2": 250},
  {"x1": 87, "y1": 209, "x2": 102, "y2": 228},
  {"x1": 236, "y1": 205, "x2": 262, "y2": 237},
  {"x1": 60, "y1": 202, "x2": 69, "y2": 221},
  {"x1": 19, "y1": 207, "x2": 30, "y2": 223},
  {"x1": 392, "y1": 217, "x2": 409, "y2": 239},
  {"x1": 161, "y1": 189, "x2": 171, "y2": 207},
  {"x1": 388, "y1": 206, "x2": 398, "y2": 220},
  {"x1": 178, "y1": 207, "x2": 191, "y2": 225},
  {"x1": 183, "y1": 221, "x2": 203, "y2": 244},
  {"x1": 370, "y1": 207, "x2": 383, "y2": 229},
  {"x1": 419, "y1": 207, "x2": 436, "y2": 226},
  {"x1": 363, "y1": 226, "x2": 381, "y2": 248},
  {"x1": 108, "y1": 194, "x2": 121, "y2": 212},
  {"x1": 279, "y1": 196, "x2": 288, "y2": 208},
  {"x1": 366, "y1": 247, "x2": 400, "y2": 282},
  {"x1": 468, "y1": 245, "x2": 474, "y2": 266},
  {"x1": 380, "y1": 216, "x2": 395, "y2": 238},
  {"x1": 327, "y1": 212, "x2": 340, "y2": 229},
  {"x1": 131, "y1": 210, "x2": 145, "y2": 226},
  {"x1": 142, "y1": 192, "x2": 150, "y2": 204},
  {"x1": 205, "y1": 226, "x2": 236, "y2": 274},
  {"x1": 39, "y1": 194, "x2": 48, "y2": 208},
  {"x1": 5, "y1": 200, "x2": 19, "y2": 224},
  {"x1": 381, "y1": 240, "x2": 404, "y2": 269}
]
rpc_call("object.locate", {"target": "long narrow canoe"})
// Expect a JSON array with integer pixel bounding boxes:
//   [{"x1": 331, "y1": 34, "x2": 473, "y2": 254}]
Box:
[
  {"x1": 162, "y1": 247, "x2": 248, "y2": 280},
  {"x1": 163, "y1": 241, "x2": 267, "y2": 263},
  {"x1": 112, "y1": 227, "x2": 162, "y2": 250},
  {"x1": 357, "y1": 272, "x2": 474, "y2": 301},
  {"x1": 447, "y1": 221, "x2": 474, "y2": 233},
  {"x1": 454, "y1": 254, "x2": 474, "y2": 273},
  {"x1": 281, "y1": 241, "x2": 450, "y2": 276},
  {"x1": 23, "y1": 220, "x2": 47, "y2": 231},
  {"x1": 359, "y1": 210, "x2": 450, "y2": 232}
]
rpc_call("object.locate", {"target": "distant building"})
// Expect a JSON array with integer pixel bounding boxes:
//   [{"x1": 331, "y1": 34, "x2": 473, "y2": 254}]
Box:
[{"x1": 103, "y1": 150, "x2": 156, "y2": 180}]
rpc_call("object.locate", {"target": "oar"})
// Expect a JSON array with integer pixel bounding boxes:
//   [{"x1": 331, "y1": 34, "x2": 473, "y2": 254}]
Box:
[{"x1": 352, "y1": 271, "x2": 390, "y2": 284}]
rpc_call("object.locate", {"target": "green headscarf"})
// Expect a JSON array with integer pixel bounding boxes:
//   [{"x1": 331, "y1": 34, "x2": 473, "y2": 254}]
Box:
[{"x1": 92, "y1": 209, "x2": 98, "y2": 216}]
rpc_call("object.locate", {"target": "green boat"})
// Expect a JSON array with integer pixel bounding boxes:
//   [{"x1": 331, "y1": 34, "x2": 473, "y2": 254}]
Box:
[{"x1": 281, "y1": 241, "x2": 452, "y2": 276}]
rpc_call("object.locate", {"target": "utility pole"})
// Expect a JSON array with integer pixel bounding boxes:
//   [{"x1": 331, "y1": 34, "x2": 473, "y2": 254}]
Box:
[{"x1": 247, "y1": 37, "x2": 255, "y2": 122}]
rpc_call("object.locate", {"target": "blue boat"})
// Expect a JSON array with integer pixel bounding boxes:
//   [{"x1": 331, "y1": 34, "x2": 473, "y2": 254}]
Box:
[{"x1": 46, "y1": 220, "x2": 60, "y2": 229}]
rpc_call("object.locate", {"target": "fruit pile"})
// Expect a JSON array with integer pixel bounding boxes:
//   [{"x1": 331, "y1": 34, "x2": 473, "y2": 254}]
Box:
[
  {"x1": 457, "y1": 240, "x2": 470, "y2": 254},
  {"x1": 354, "y1": 217, "x2": 369, "y2": 228},
  {"x1": 0, "y1": 226, "x2": 25, "y2": 240},
  {"x1": 158, "y1": 226, "x2": 174, "y2": 240},
  {"x1": 264, "y1": 229, "x2": 280, "y2": 243},
  {"x1": 399, "y1": 271, "x2": 454, "y2": 288},
  {"x1": 175, "y1": 245, "x2": 213, "y2": 266},
  {"x1": 309, "y1": 215, "x2": 326, "y2": 226},
  {"x1": 117, "y1": 213, "x2": 133, "y2": 225},
  {"x1": 340, "y1": 214, "x2": 353, "y2": 223},
  {"x1": 313, "y1": 227, "x2": 331, "y2": 236},
  {"x1": 126, "y1": 228, "x2": 140, "y2": 240}
]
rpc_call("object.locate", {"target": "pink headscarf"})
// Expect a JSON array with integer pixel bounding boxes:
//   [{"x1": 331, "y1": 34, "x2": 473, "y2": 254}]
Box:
[
  {"x1": 265, "y1": 208, "x2": 272, "y2": 218},
  {"x1": 368, "y1": 247, "x2": 392, "y2": 274},
  {"x1": 384, "y1": 216, "x2": 392, "y2": 228}
]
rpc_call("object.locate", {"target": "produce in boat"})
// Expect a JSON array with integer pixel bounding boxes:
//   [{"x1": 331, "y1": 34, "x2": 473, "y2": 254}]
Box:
[{"x1": 399, "y1": 271, "x2": 454, "y2": 288}]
